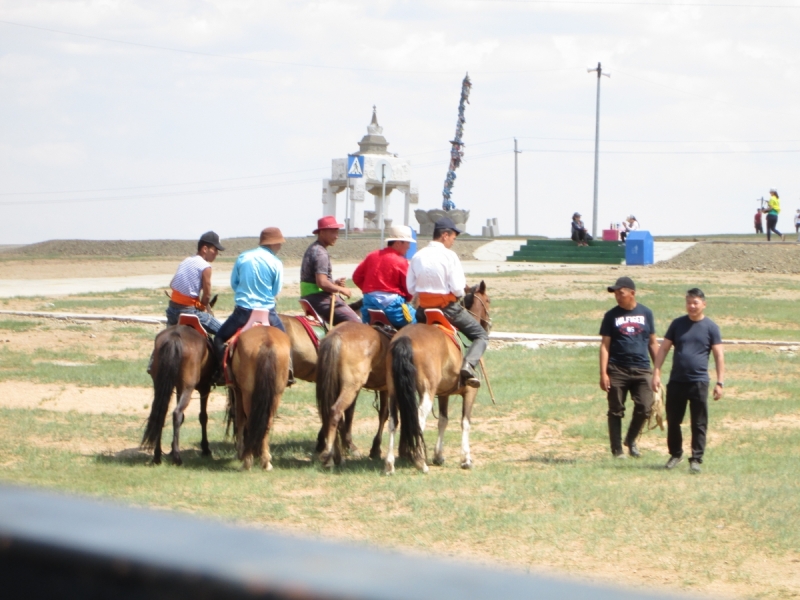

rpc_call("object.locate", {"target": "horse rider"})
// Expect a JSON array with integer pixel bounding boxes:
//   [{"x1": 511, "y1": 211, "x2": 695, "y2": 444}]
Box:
[
  {"x1": 407, "y1": 216, "x2": 488, "y2": 386},
  {"x1": 213, "y1": 227, "x2": 294, "y2": 384},
  {"x1": 352, "y1": 225, "x2": 417, "y2": 329},
  {"x1": 166, "y1": 230, "x2": 224, "y2": 334},
  {"x1": 299, "y1": 216, "x2": 361, "y2": 325}
]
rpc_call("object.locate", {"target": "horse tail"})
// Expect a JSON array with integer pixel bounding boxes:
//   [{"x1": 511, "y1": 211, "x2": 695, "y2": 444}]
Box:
[
  {"x1": 242, "y1": 343, "x2": 278, "y2": 459},
  {"x1": 392, "y1": 336, "x2": 423, "y2": 458},
  {"x1": 141, "y1": 330, "x2": 182, "y2": 450},
  {"x1": 315, "y1": 334, "x2": 342, "y2": 434}
]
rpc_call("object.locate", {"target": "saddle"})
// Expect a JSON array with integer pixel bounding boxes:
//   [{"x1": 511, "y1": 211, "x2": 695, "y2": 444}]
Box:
[
  {"x1": 368, "y1": 309, "x2": 397, "y2": 339},
  {"x1": 424, "y1": 309, "x2": 462, "y2": 352},
  {"x1": 222, "y1": 309, "x2": 273, "y2": 385},
  {"x1": 290, "y1": 299, "x2": 328, "y2": 350},
  {"x1": 177, "y1": 313, "x2": 208, "y2": 338}
]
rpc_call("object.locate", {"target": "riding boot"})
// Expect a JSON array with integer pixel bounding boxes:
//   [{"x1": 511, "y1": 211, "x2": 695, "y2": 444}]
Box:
[
  {"x1": 460, "y1": 359, "x2": 480, "y2": 388},
  {"x1": 608, "y1": 415, "x2": 624, "y2": 457},
  {"x1": 624, "y1": 413, "x2": 646, "y2": 458},
  {"x1": 211, "y1": 337, "x2": 226, "y2": 386}
]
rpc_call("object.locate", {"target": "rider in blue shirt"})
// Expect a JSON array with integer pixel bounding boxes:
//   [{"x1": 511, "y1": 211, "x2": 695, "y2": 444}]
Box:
[{"x1": 213, "y1": 227, "x2": 292, "y2": 384}]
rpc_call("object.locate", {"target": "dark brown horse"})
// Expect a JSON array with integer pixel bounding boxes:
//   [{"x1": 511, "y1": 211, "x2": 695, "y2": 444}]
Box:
[
  {"x1": 141, "y1": 325, "x2": 214, "y2": 465},
  {"x1": 227, "y1": 325, "x2": 292, "y2": 470},
  {"x1": 384, "y1": 282, "x2": 491, "y2": 474},
  {"x1": 316, "y1": 321, "x2": 392, "y2": 467}
]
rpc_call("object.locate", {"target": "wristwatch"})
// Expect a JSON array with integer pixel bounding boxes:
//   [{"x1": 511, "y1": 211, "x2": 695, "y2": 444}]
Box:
[{"x1": 716, "y1": 382, "x2": 724, "y2": 387}]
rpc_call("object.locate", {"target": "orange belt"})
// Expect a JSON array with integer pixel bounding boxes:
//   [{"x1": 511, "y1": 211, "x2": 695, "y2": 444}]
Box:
[
  {"x1": 417, "y1": 292, "x2": 458, "y2": 309},
  {"x1": 170, "y1": 289, "x2": 204, "y2": 310}
]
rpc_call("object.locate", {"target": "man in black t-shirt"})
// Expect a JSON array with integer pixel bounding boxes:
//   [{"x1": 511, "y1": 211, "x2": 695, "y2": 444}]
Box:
[
  {"x1": 599, "y1": 276, "x2": 659, "y2": 458},
  {"x1": 653, "y1": 288, "x2": 725, "y2": 473}
]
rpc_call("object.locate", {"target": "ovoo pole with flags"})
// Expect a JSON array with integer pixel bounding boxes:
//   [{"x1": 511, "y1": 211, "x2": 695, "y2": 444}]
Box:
[{"x1": 442, "y1": 73, "x2": 471, "y2": 212}]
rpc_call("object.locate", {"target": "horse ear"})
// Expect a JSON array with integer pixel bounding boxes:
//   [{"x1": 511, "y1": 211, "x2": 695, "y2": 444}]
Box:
[{"x1": 479, "y1": 280, "x2": 486, "y2": 294}]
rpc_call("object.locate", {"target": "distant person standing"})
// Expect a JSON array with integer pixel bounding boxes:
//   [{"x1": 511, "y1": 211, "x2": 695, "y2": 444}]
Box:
[
  {"x1": 652, "y1": 288, "x2": 725, "y2": 474},
  {"x1": 764, "y1": 188, "x2": 784, "y2": 242},
  {"x1": 599, "y1": 276, "x2": 658, "y2": 459},
  {"x1": 794, "y1": 209, "x2": 800, "y2": 240},
  {"x1": 754, "y1": 209, "x2": 764, "y2": 235}
]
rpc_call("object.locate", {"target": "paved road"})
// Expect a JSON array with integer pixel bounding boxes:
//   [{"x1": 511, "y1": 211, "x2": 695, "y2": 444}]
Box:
[{"x1": 0, "y1": 241, "x2": 695, "y2": 298}]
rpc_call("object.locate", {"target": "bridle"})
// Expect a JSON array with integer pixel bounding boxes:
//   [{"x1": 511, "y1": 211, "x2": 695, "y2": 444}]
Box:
[{"x1": 463, "y1": 290, "x2": 492, "y2": 332}]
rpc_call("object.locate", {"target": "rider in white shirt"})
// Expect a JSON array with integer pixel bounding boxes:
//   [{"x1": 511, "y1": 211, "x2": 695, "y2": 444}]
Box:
[{"x1": 407, "y1": 216, "x2": 488, "y2": 386}]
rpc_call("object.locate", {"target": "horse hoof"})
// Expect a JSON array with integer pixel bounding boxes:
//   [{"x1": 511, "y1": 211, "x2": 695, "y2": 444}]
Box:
[
  {"x1": 433, "y1": 455, "x2": 445, "y2": 466},
  {"x1": 383, "y1": 463, "x2": 395, "y2": 476},
  {"x1": 263, "y1": 462, "x2": 273, "y2": 471},
  {"x1": 421, "y1": 464, "x2": 429, "y2": 474},
  {"x1": 201, "y1": 448, "x2": 212, "y2": 458},
  {"x1": 172, "y1": 456, "x2": 183, "y2": 467},
  {"x1": 347, "y1": 447, "x2": 363, "y2": 460},
  {"x1": 461, "y1": 460, "x2": 473, "y2": 470}
]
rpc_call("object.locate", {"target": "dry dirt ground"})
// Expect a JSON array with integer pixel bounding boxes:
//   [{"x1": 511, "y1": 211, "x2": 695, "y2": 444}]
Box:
[
  {"x1": 656, "y1": 241, "x2": 800, "y2": 273},
  {"x1": 3, "y1": 242, "x2": 800, "y2": 598}
]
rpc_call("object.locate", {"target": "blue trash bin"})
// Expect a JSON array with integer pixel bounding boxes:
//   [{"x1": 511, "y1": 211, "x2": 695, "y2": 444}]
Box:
[
  {"x1": 406, "y1": 228, "x2": 418, "y2": 260},
  {"x1": 625, "y1": 231, "x2": 654, "y2": 265}
]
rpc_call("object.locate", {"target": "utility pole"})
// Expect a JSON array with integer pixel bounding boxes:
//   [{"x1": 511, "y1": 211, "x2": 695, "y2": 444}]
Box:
[
  {"x1": 514, "y1": 138, "x2": 521, "y2": 236},
  {"x1": 587, "y1": 62, "x2": 610, "y2": 239}
]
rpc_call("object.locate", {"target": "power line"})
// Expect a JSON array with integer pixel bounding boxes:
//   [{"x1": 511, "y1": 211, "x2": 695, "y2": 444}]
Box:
[
  {"x1": 520, "y1": 148, "x2": 800, "y2": 154},
  {"x1": 517, "y1": 136, "x2": 800, "y2": 143},
  {"x1": 454, "y1": 0, "x2": 800, "y2": 7},
  {"x1": 0, "y1": 19, "x2": 580, "y2": 76}
]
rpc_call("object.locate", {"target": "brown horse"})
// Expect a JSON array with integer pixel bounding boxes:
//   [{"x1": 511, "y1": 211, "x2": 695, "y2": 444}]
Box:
[
  {"x1": 227, "y1": 325, "x2": 292, "y2": 470},
  {"x1": 316, "y1": 321, "x2": 392, "y2": 467},
  {"x1": 279, "y1": 314, "x2": 319, "y2": 383},
  {"x1": 384, "y1": 281, "x2": 491, "y2": 474},
  {"x1": 141, "y1": 325, "x2": 214, "y2": 465}
]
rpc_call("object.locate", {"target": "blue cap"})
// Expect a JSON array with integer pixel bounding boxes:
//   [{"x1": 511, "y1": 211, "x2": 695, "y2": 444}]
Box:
[{"x1": 434, "y1": 216, "x2": 462, "y2": 235}]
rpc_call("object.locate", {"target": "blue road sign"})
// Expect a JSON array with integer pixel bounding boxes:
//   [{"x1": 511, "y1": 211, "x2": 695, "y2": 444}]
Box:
[{"x1": 347, "y1": 155, "x2": 364, "y2": 178}]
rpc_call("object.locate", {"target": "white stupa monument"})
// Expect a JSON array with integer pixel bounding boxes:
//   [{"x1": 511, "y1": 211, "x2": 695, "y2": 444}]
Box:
[{"x1": 321, "y1": 107, "x2": 418, "y2": 231}]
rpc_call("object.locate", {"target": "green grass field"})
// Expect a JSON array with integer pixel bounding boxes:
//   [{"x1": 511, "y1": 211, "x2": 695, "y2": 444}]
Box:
[{"x1": 0, "y1": 269, "x2": 799, "y2": 598}]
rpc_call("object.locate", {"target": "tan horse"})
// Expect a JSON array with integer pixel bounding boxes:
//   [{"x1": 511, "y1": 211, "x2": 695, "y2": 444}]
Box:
[
  {"x1": 316, "y1": 322, "x2": 392, "y2": 467},
  {"x1": 227, "y1": 325, "x2": 292, "y2": 470},
  {"x1": 384, "y1": 282, "x2": 491, "y2": 474},
  {"x1": 141, "y1": 325, "x2": 214, "y2": 465},
  {"x1": 279, "y1": 314, "x2": 318, "y2": 383}
]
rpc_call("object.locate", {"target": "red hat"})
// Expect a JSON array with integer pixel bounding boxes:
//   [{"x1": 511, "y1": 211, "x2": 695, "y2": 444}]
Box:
[{"x1": 313, "y1": 215, "x2": 344, "y2": 234}]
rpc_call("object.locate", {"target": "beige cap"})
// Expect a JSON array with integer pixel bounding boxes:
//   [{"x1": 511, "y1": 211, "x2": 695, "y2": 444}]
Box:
[{"x1": 385, "y1": 225, "x2": 415, "y2": 243}]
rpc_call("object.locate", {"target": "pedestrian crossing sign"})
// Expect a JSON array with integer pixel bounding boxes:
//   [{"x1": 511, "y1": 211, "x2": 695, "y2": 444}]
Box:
[{"x1": 347, "y1": 155, "x2": 364, "y2": 178}]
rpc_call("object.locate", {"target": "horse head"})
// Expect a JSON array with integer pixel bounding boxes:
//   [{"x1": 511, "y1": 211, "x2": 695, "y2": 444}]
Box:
[{"x1": 462, "y1": 280, "x2": 491, "y2": 332}]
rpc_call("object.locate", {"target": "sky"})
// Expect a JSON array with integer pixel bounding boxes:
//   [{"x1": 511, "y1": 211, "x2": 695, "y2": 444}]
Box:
[{"x1": 2, "y1": 0, "x2": 800, "y2": 244}]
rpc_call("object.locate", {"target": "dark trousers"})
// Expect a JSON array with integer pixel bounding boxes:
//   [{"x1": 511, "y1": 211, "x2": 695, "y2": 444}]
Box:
[
  {"x1": 303, "y1": 292, "x2": 361, "y2": 326},
  {"x1": 213, "y1": 306, "x2": 285, "y2": 362},
  {"x1": 416, "y1": 302, "x2": 488, "y2": 369},
  {"x1": 606, "y1": 362, "x2": 653, "y2": 419},
  {"x1": 666, "y1": 380, "x2": 709, "y2": 463},
  {"x1": 766, "y1": 213, "x2": 781, "y2": 241}
]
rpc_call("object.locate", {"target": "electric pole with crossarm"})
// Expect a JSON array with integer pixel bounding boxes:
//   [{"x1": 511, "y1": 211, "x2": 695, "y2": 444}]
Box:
[{"x1": 587, "y1": 62, "x2": 610, "y2": 239}]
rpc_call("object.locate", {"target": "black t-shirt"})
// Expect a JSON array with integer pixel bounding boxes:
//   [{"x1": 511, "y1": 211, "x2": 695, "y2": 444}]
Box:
[
  {"x1": 664, "y1": 315, "x2": 722, "y2": 382},
  {"x1": 599, "y1": 303, "x2": 656, "y2": 369}
]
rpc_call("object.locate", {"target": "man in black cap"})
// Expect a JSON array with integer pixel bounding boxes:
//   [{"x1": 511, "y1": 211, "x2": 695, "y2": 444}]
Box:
[
  {"x1": 165, "y1": 231, "x2": 224, "y2": 334},
  {"x1": 599, "y1": 276, "x2": 658, "y2": 458},
  {"x1": 407, "y1": 216, "x2": 488, "y2": 386}
]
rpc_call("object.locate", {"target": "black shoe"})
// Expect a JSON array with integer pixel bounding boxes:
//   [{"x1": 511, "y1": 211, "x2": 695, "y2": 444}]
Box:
[
  {"x1": 689, "y1": 460, "x2": 701, "y2": 474},
  {"x1": 665, "y1": 456, "x2": 683, "y2": 470},
  {"x1": 460, "y1": 363, "x2": 479, "y2": 386},
  {"x1": 624, "y1": 439, "x2": 641, "y2": 458}
]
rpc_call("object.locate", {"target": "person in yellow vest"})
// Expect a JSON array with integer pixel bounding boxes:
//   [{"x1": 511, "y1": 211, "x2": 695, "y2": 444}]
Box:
[
  {"x1": 763, "y1": 188, "x2": 784, "y2": 242},
  {"x1": 166, "y1": 231, "x2": 224, "y2": 334}
]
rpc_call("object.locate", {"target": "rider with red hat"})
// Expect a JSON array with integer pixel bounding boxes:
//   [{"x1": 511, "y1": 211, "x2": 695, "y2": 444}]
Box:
[{"x1": 300, "y1": 216, "x2": 361, "y2": 325}]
